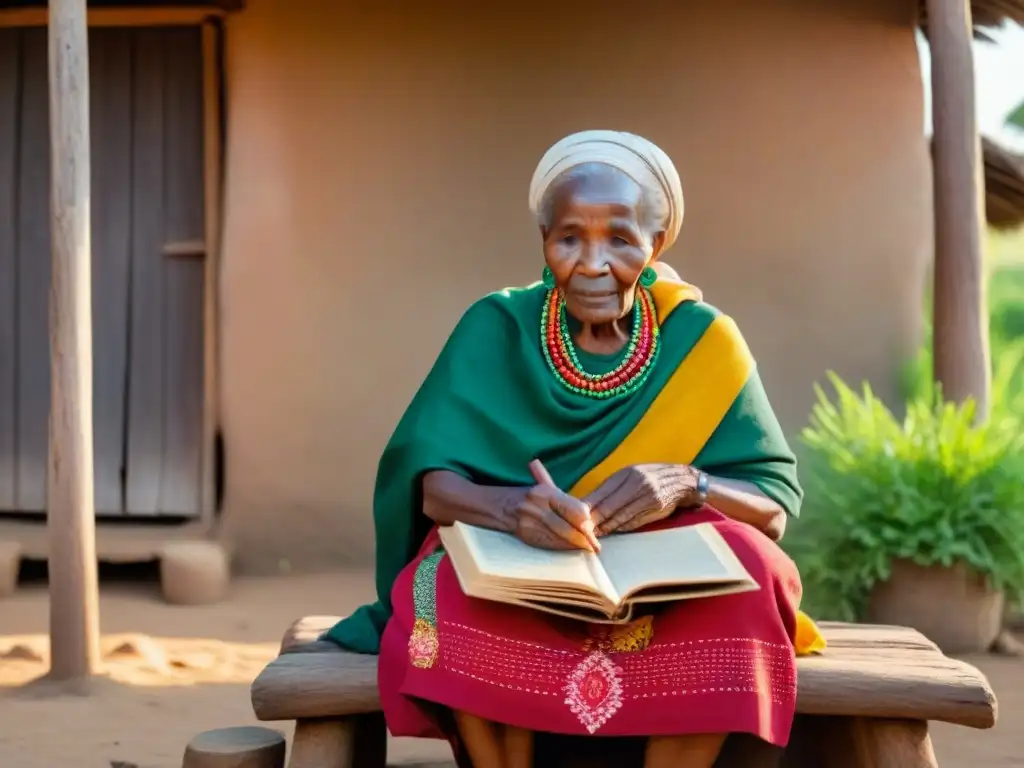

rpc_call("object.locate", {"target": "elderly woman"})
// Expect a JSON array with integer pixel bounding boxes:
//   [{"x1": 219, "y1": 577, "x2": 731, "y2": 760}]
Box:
[{"x1": 326, "y1": 131, "x2": 822, "y2": 767}]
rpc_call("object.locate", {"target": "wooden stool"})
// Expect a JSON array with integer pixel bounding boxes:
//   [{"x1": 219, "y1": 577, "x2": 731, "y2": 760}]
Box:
[{"x1": 182, "y1": 726, "x2": 286, "y2": 768}]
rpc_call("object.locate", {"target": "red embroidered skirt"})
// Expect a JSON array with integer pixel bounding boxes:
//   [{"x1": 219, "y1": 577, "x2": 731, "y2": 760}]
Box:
[{"x1": 379, "y1": 508, "x2": 801, "y2": 747}]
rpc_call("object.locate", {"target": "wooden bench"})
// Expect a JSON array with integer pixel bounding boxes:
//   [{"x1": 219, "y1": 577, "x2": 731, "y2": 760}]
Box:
[{"x1": 247, "y1": 615, "x2": 997, "y2": 768}]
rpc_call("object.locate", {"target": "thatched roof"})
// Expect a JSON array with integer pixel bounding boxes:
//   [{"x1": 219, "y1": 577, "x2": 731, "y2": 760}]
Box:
[
  {"x1": 983, "y1": 136, "x2": 1024, "y2": 231},
  {"x1": 919, "y1": 0, "x2": 1024, "y2": 39},
  {"x1": 967, "y1": 0, "x2": 1024, "y2": 32}
]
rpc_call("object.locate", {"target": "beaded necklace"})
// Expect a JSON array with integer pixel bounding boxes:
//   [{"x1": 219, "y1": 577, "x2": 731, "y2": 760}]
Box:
[{"x1": 541, "y1": 287, "x2": 660, "y2": 399}]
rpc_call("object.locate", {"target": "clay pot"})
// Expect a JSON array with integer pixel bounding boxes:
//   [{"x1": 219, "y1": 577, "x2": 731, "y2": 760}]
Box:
[{"x1": 865, "y1": 559, "x2": 1004, "y2": 654}]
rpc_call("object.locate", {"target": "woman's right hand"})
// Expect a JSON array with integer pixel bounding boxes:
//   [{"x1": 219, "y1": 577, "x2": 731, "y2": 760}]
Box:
[{"x1": 514, "y1": 461, "x2": 600, "y2": 553}]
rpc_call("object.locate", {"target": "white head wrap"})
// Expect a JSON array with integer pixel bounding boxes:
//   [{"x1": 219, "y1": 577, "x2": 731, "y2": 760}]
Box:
[{"x1": 528, "y1": 130, "x2": 685, "y2": 249}]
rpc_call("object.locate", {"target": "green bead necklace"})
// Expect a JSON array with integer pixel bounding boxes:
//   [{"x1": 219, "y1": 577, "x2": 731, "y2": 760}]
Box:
[{"x1": 541, "y1": 287, "x2": 660, "y2": 399}]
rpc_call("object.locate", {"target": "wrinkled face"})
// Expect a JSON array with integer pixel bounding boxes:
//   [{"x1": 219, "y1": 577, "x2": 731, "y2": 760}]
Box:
[{"x1": 541, "y1": 164, "x2": 664, "y2": 324}]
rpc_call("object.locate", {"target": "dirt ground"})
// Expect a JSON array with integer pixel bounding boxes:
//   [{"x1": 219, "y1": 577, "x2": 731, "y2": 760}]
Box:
[
  {"x1": 0, "y1": 568, "x2": 453, "y2": 768},
  {"x1": 0, "y1": 568, "x2": 1021, "y2": 768}
]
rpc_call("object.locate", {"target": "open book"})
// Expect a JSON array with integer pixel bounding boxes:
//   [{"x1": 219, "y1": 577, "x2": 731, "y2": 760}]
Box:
[{"x1": 438, "y1": 521, "x2": 759, "y2": 624}]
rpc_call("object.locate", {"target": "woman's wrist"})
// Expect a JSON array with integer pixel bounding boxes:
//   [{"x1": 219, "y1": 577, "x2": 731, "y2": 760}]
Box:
[
  {"x1": 422, "y1": 470, "x2": 522, "y2": 533},
  {"x1": 660, "y1": 463, "x2": 706, "y2": 509}
]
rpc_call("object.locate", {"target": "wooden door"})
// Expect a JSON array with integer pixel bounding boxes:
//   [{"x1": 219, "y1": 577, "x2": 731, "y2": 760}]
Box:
[{"x1": 0, "y1": 25, "x2": 206, "y2": 518}]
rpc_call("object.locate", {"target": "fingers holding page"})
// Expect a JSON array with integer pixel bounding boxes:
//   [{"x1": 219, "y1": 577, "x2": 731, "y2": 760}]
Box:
[{"x1": 528, "y1": 459, "x2": 600, "y2": 552}]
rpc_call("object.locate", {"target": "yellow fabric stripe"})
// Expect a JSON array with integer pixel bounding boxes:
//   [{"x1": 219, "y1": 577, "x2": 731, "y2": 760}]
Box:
[
  {"x1": 649, "y1": 279, "x2": 702, "y2": 323},
  {"x1": 569, "y1": 312, "x2": 753, "y2": 498}
]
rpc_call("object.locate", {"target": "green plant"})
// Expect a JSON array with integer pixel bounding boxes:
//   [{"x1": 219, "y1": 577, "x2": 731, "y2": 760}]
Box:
[
  {"x1": 785, "y1": 373, "x2": 1024, "y2": 621},
  {"x1": 903, "y1": 335, "x2": 1024, "y2": 421},
  {"x1": 1008, "y1": 99, "x2": 1024, "y2": 131}
]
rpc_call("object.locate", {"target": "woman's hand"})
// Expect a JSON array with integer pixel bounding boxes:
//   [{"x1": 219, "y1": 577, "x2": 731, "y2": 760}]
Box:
[
  {"x1": 422, "y1": 464, "x2": 599, "y2": 551},
  {"x1": 514, "y1": 483, "x2": 599, "y2": 552},
  {"x1": 583, "y1": 463, "x2": 699, "y2": 536}
]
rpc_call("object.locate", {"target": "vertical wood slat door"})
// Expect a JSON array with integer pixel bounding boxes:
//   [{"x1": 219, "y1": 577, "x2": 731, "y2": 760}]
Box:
[
  {"x1": 125, "y1": 27, "x2": 206, "y2": 516},
  {"x1": 0, "y1": 28, "x2": 16, "y2": 512},
  {"x1": 0, "y1": 26, "x2": 206, "y2": 518},
  {"x1": 14, "y1": 27, "x2": 50, "y2": 514},
  {"x1": 91, "y1": 27, "x2": 134, "y2": 515}
]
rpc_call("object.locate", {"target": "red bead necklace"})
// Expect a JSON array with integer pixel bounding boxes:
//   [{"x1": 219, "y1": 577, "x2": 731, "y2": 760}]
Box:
[{"x1": 541, "y1": 287, "x2": 660, "y2": 399}]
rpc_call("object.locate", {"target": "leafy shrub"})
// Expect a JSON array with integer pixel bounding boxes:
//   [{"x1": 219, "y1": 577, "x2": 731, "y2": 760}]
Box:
[
  {"x1": 903, "y1": 336, "x2": 1024, "y2": 421},
  {"x1": 785, "y1": 373, "x2": 1024, "y2": 621}
]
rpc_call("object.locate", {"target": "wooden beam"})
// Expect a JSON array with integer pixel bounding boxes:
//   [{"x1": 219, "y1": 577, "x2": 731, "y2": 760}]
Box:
[
  {"x1": 927, "y1": 0, "x2": 990, "y2": 417},
  {"x1": 46, "y1": 0, "x2": 101, "y2": 681},
  {"x1": 0, "y1": 6, "x2": 225, "y2": 26}
]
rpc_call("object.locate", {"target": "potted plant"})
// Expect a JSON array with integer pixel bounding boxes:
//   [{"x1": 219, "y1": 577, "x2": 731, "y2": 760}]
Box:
[{"x1": 785, "y1": 371, "x2": 1024, "y2": 654}]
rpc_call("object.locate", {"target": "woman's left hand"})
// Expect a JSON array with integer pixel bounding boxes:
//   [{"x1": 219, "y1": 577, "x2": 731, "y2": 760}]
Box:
[{"x1": 582, "y1": 463, "x2": 699, "y2": 536}]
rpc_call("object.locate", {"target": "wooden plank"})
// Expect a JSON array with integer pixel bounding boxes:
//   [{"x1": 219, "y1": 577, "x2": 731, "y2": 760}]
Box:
[
  {"x1": 15, "y1": 26, "x2": 50, "y2": 513},
  {"x1": 158, "y1": 26, "x2": 205, "y2": 516},
  {"x1": 251, "y1": 647, "x2": 997, "y2": 729},
  {"x1": 88, "y1": 27, "x2": 133, "y2": 515},
  {"x1": 811, "y1": 648, "x2": 961, "y2": 665},
  {"x1": 797, "y1": 655, "x2": 995, "y2": 729},
  {"x1": 251, "y1": 651, "x2": 381, "y2": 722},
  {"x1": 0, "y1": 28, "x2": 20, "y2": 511},
  {"x1": 813, "y1": 622, "x2": 939, "y2": 652},
  {"x1": 46, "y1": 0, "x2": 102, "y2": 681},
  {"x1": 0, "y1": 7, "x2": 230, "y2": 29},
  {"x1": 253, "y1": 618, "x2": 997, "y2": 729},
  {"x1": 278, "y1": 617, "x2": 945, "y2": 656},
  {"x1": 124, "y1": 26, "x2": 166, "y2": 516},
  {"x1": 162, "y1": 240, "x2": 206, "y2": 258}
]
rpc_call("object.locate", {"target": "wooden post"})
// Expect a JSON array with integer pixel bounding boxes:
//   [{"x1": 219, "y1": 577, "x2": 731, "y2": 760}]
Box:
[
  {"x1": 927, "y1": 0, "x2": 990, "y2": 418},
  {"x1": 46, "y1": 0, "x2": 101, "y2": 681}
]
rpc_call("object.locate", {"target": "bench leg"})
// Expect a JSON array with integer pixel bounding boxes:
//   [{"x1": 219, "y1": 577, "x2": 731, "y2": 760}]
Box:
[
  {"x1": 775, "y1": 715, "x2": 937, "y2": 768},
  {"x1": 834, "y1": 718, "x2": 938, "y2": 768},
  {"x1": 288, "y1": 714, "x2": 387, "y2": 768},
  {"x1": 288, "y1": 719, "x2": 355, "y2": 768}
]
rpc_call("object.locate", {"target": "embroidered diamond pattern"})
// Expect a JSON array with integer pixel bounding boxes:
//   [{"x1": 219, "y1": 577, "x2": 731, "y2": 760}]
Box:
[{"x1": 563, "y1": 651, "x2": 624, "y2": 734}]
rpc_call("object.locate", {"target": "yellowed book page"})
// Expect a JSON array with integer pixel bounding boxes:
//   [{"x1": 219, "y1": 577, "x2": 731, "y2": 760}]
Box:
[
  {"x1": 627, "y1": 580, "x2": 760, "y2": 604},
  {"x1": 440, "y1": 522, "x2": 617, "y2": 603},
  {"x1": 493, "y1": 581, "x2": 609, "y2": 605},
  {"x1": 493, "y1": 583, "x2": 611, "y2": 610},
  {"x1": 597, "y1": 523, "x2": 756, "y2": 603},
  {"x1": 502, "y1": 596, "x2": 637, "y2": 625},
  {"x1": 442, "y1": 552, "x2": 637, "y2": 624}
]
